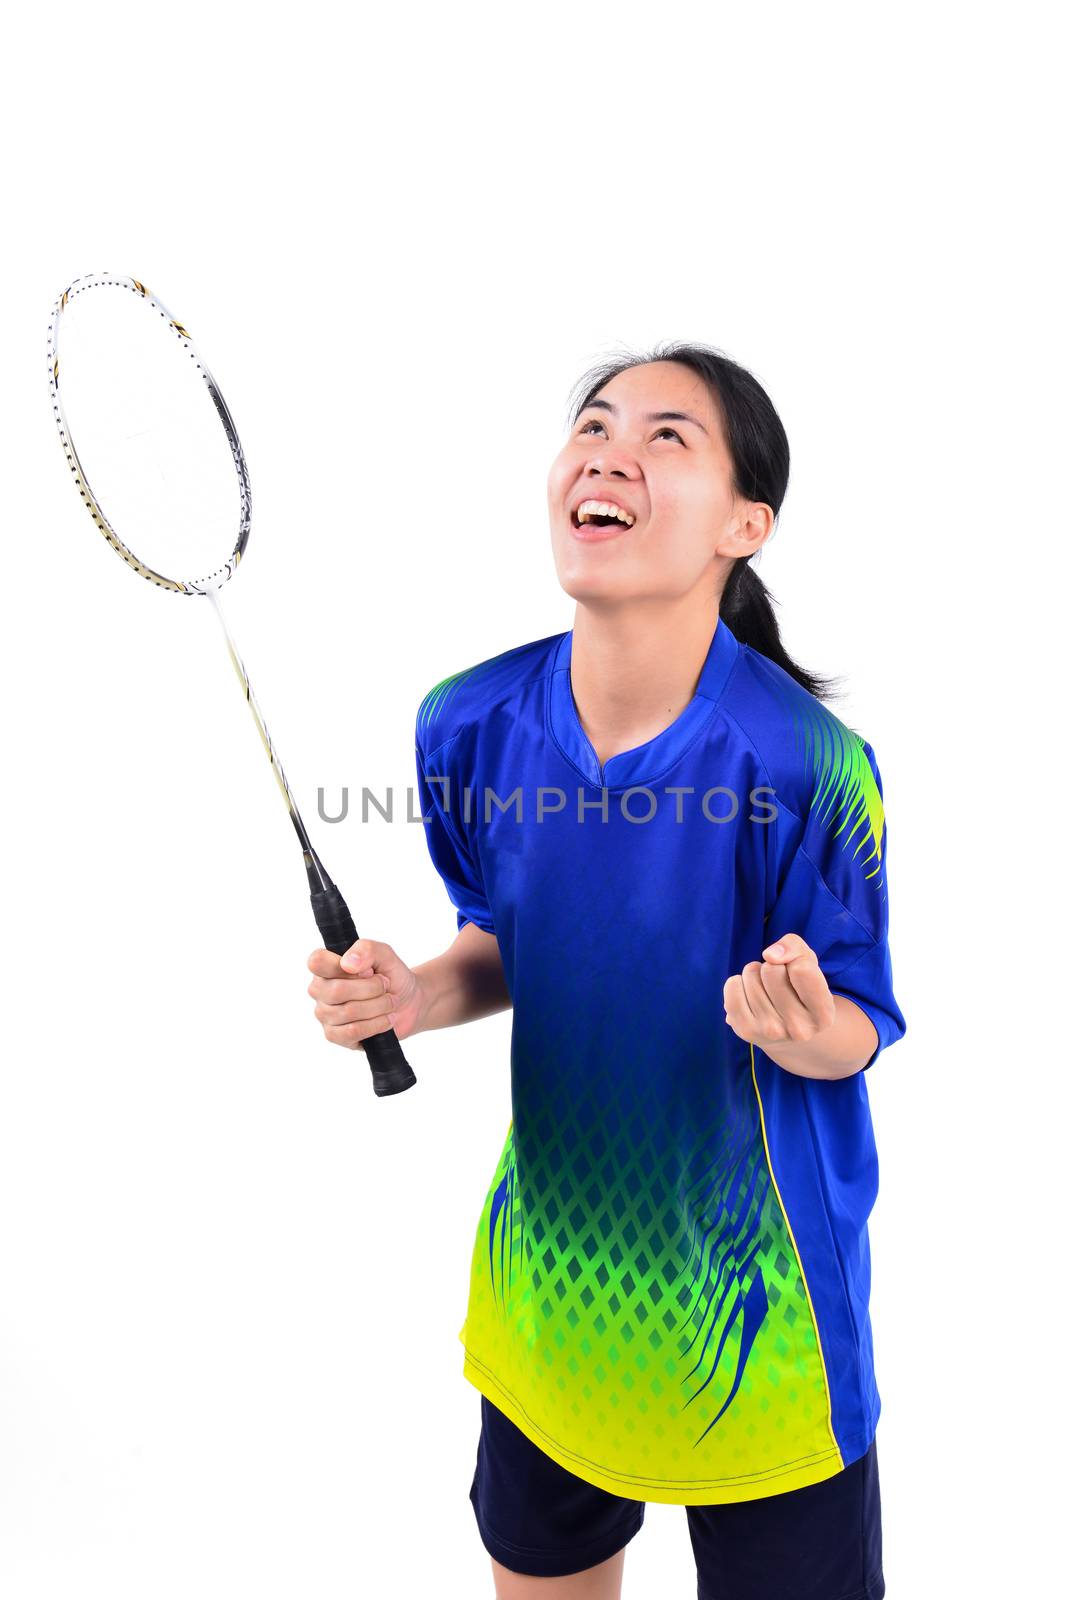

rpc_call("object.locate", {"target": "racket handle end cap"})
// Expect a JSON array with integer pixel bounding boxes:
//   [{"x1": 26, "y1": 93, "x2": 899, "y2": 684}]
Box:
[{"x1": 363, "y1": 1028, "x2": 418, "y2": 1096}]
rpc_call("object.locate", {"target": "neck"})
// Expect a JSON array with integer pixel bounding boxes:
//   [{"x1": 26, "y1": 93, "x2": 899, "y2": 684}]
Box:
[{"x1": 568, "y1": 599, "x2": 720, "y2": 769}]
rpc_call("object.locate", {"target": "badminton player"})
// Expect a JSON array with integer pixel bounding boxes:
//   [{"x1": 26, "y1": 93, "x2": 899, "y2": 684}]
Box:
[{"x1": 307, "y1": 344, "x2": 905, "y2": 1600}]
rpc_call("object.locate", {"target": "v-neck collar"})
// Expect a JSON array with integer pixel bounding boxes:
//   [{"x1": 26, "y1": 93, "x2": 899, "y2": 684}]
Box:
[{"x1": 546, "y1": 617, "x2": 740, "y2": 789}]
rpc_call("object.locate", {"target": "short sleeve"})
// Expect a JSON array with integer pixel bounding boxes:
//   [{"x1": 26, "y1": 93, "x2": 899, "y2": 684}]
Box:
[
  {"x1": 765, "y1": 735, "x2": 906, "y2": 1071},
  {"x1": 414, "y1": 737, "x2": 495, "y2": 936}
]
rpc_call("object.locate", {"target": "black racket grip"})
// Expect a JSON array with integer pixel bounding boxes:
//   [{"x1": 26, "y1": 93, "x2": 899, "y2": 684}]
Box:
[{"x1": 310, "y1": 883, "x2": 418, "y2": 1097}]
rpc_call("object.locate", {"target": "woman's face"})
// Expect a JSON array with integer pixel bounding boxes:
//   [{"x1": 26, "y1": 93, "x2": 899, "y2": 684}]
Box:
[{"x1": 547, "y1": 359, "x2": 769, "y2": 610}]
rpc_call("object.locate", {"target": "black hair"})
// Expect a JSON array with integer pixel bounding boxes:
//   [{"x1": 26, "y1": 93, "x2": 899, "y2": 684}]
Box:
[{"x1": 565, "y1": 340, "x2": 839, "y2": 702}]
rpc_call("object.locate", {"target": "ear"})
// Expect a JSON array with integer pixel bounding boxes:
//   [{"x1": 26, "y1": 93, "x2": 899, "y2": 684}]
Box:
[{"x1": 715, "y1": 502, "x2": 774, "y2": 560}]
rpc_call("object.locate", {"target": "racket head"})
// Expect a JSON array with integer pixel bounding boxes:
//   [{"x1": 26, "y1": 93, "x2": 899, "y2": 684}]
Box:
[{"x1": 47, "y1": 272, "x2": 252, "y2": 595}]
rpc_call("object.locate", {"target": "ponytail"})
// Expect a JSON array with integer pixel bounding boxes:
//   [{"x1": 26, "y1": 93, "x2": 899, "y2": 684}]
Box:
[{"x1": 719, "y1": 557, "x2": 839, "y2": 701}]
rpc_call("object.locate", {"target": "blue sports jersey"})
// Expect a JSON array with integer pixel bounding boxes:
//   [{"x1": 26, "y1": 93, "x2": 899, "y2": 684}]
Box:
[{"x1": 414, "y1": 617, "x2": 906, "y2": 1506}]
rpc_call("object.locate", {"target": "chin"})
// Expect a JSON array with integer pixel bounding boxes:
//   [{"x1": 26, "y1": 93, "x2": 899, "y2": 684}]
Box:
[
  {"x1": 555, "y1": 573, "x2": 635, "y2": 606},
  {"x1": 551, "y1": 533, "x2": 640, "y2": 603}
]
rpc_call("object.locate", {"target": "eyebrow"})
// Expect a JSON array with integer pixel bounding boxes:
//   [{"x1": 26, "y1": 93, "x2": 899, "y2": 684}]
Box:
[{"x1": 576, "y1": 398, "x2": 709, "y2": 435}]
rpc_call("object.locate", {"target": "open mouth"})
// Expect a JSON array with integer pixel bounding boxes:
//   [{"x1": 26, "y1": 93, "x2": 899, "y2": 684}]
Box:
[{"x1": 570, "y1": 505, "x2": 637, "y2": 533}]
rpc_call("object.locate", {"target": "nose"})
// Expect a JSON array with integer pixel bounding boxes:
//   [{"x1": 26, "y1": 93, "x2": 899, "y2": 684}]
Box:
[{"x1": 584, "y1": 449, "x2": 638, "y2": 481}]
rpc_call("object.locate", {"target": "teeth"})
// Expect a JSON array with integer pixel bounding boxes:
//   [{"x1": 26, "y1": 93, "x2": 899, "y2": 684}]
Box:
[{"x1": 575, "y1": 499, "x2": 636, "y2": 526}]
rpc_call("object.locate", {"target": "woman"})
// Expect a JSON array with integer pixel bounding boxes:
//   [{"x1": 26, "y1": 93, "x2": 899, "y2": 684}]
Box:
[{"x1": 308, "y1": 344, "x2": 904, "y2": 1600}]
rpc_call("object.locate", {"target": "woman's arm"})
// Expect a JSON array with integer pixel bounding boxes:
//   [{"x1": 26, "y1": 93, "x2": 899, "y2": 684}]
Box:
[
  {"x1": 308, "y1": 921, "x2": 511, "y2": 1050},
  {"x1": 411, "y1": 921, "x2": 512, "y2": 1033}
]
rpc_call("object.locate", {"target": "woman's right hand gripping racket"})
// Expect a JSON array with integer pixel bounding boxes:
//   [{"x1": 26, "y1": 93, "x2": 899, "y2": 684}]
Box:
[{"x1": 47, "y1": 272, "x2": 417, "y2": 1097}]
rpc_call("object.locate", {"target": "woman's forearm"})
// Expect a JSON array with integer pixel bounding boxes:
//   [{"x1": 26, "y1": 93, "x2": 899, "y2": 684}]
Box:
[
  {"x1": 761, "y1": 995, "x2": 879, "y2": 1080},
  {"x1": 412, "y1": 921, "x2": 512, "y2": 1033}
]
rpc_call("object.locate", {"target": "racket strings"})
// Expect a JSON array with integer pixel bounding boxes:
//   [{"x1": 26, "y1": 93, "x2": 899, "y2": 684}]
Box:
[{"x1": 47, "y1": 273, "x2": 251, "y2": 593}]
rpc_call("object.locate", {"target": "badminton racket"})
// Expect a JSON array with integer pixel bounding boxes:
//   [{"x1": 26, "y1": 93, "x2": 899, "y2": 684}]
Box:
[{"x1": 46, "y1": 271, "x2": 416, "y2": 1097}]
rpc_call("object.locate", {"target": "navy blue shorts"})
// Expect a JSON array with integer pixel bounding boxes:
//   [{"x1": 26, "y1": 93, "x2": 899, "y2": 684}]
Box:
[{"x1": 469, "y1": 1395, "x2": 885, "y2": 1600}]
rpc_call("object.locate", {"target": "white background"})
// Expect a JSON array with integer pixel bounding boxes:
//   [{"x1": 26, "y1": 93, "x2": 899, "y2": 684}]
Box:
[{"x1": 1, "y1": 4, "x2": 1080, "y2": 1596}]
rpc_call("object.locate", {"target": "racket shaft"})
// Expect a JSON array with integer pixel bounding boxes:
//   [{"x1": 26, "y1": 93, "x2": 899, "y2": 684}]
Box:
[{"x1": 206, "y1": 591, "x2": 417, "y2": 1096}]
